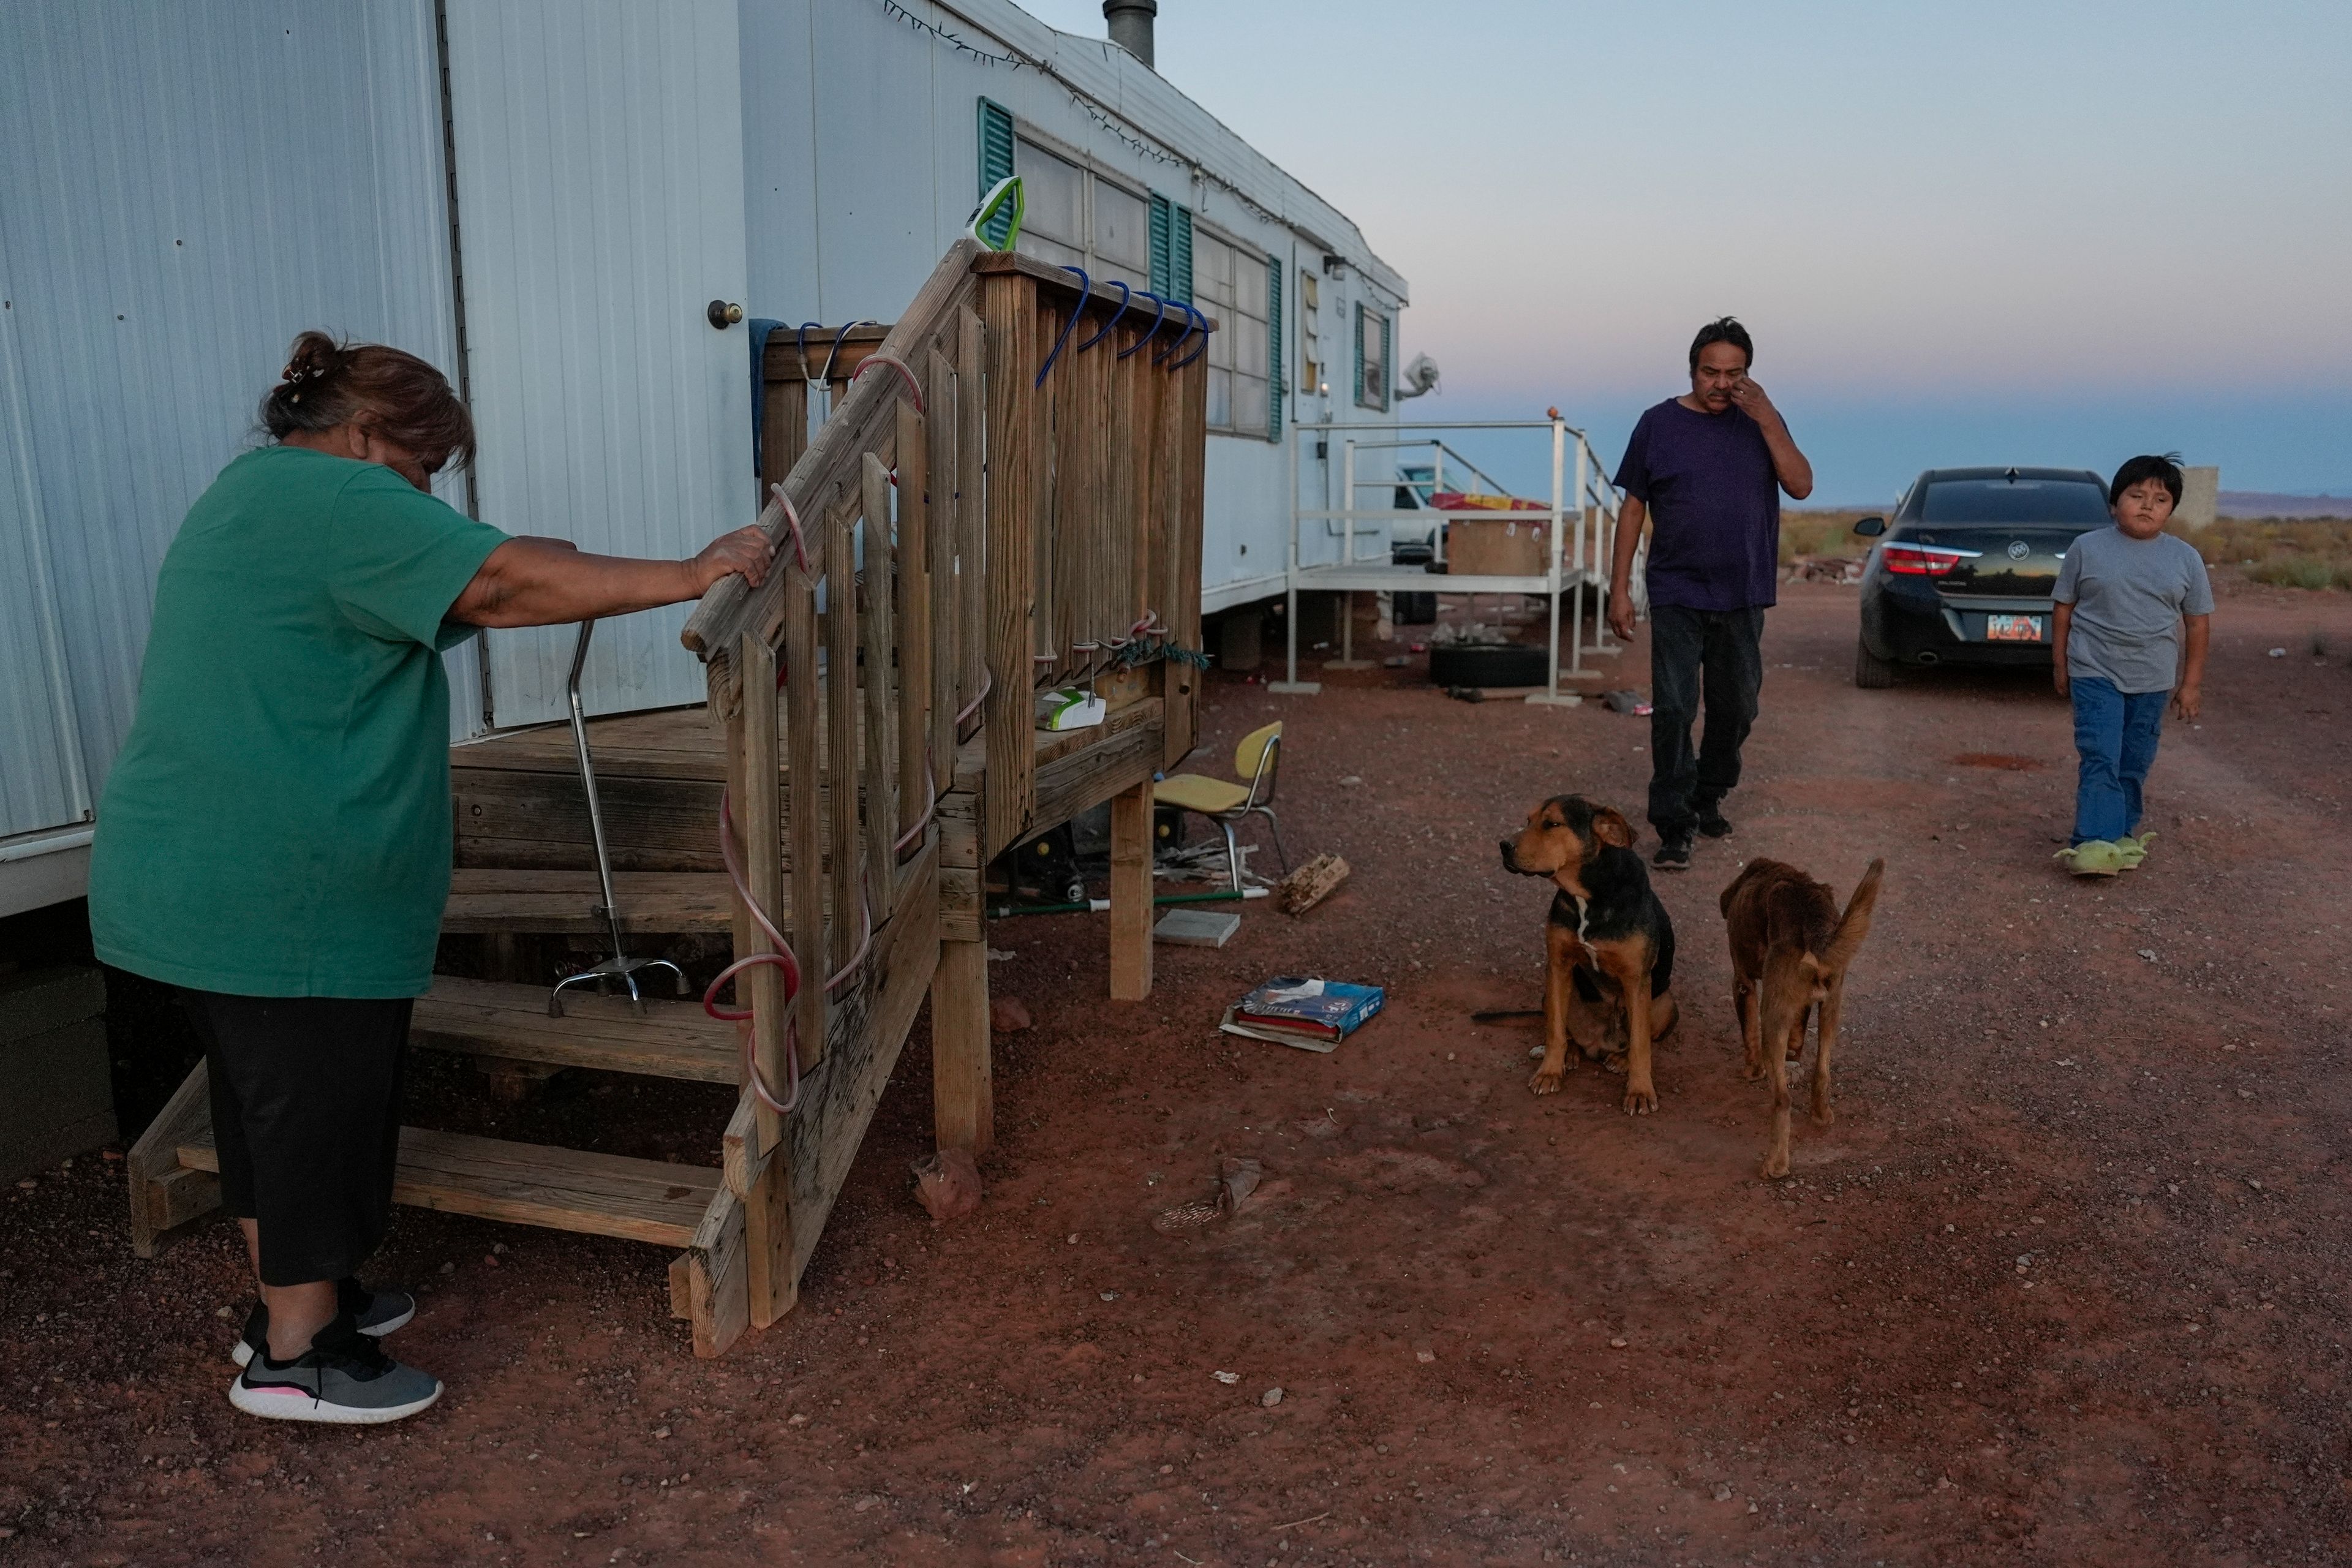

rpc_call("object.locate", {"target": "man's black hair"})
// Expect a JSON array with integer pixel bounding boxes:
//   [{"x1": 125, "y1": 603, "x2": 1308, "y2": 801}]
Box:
[
  {"x1": 2108, "y1": 452, "x2": 2184, "y2": 508},
  {"x1": 1689, "y1": 316, "x2": 1753, "y2": 374}
]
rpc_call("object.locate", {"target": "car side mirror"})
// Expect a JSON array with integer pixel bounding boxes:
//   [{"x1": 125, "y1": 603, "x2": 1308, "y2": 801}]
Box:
[{"x1": 1852, "y1": 516, "x2": 1887, "y2": 537}]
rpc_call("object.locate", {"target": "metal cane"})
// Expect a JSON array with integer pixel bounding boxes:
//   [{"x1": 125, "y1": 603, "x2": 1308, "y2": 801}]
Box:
[{"x1": 549, "y1": 619, "x2": 687, "y2": 1016}]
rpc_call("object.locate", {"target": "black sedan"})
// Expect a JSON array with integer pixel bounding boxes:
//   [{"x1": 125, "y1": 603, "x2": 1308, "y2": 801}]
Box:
[{"x1": 1850, "y1": 466, "x2": 2111, "y2": 687}]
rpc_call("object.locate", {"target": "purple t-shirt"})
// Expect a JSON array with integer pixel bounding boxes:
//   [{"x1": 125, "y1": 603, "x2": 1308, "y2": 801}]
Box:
[{"x1": 1612, "y1": 398, "x2": 1781, "y2": 612}]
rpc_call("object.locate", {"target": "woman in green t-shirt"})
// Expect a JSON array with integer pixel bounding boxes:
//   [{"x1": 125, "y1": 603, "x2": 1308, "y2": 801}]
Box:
[{"x1": 89, "y1": 332, "x2": 774, "y2": 1424}]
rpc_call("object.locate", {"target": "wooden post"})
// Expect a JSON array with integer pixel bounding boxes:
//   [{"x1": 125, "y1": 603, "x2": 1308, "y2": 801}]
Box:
[
  {"x1": 783, "y1": 552, "x2": 827, "y2": 1069},
  {"x1": 825, "y1": 505, "x2": 863, "y2": 1012},
  {"x1": 979, "y1": 276, "x2": 1036, "y2": 858},
  {"x1": 1109, "y1": 777, "x2": 1154, "y2": 1001},
  {"x1": 859, "y1": 453, "x2": 900, "y2": 907},
  {"x1": 893, "y1": 400, "x2": 930, "y2": 852},
  {"x1": 930, "y1": 932, "x2": 992, "y2": 1156}
]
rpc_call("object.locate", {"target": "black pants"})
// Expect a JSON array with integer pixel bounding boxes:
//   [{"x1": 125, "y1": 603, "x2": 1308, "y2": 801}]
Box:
[
  {"x1": 179, "y1": 990, "x2": 412, "y2": 1288},
  {"x1": 1646, "y1": 605, "x2": 1766, "y2": 840}
]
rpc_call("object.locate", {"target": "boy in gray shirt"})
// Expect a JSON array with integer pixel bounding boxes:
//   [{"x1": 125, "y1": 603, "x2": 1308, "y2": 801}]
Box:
[{"x1": 2051, "y1": 453, "x2": 2212, "y2": 867}]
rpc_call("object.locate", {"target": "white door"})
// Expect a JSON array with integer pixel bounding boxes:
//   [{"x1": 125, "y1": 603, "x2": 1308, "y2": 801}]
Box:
[{"x1": 444, "y1": 0, "x2": 752, "y2": 726}]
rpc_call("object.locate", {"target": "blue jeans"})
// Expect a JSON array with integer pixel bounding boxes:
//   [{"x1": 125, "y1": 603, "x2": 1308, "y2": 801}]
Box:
[{"x1": 2070, "y1": 676, "x2": 2166, "y2": 845}]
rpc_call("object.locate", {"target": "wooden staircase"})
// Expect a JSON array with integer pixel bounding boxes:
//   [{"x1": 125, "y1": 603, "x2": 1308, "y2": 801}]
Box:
[{"x1": 126, "y1": 236, "x2": 1207, "y2": 1357}]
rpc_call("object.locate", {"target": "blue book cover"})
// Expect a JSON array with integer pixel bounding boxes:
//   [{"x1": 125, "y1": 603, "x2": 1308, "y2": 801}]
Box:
[{"x1": 1231, "y1": 976, "x2": 1385, "y2": 1041}]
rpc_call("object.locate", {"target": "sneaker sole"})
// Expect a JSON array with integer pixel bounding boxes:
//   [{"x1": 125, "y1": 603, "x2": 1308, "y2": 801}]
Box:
[
  {"x1": 230, "y1": 1307, "x2": 411, "y2": 1369},
  {"x1": 228, "y1": 1376, "x2": 441, "y2": 1425}
]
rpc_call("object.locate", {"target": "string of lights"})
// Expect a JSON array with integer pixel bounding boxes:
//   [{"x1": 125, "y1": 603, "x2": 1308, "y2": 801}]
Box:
[{"x1": 873, "y1": 0, "x2": 1295, "y2": 232}]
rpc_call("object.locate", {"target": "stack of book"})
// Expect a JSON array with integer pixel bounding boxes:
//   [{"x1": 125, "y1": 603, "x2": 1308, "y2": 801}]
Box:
[{"x1": 1217, "y1": 976, "x2": 1385, "y2": 1054}]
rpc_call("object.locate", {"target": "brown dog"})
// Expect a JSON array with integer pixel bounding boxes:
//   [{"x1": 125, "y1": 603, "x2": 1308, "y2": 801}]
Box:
[
  {"x1": 1719, "y1": 858, "x2": 1885, "y2": 1178},
  {"x1": 1498, "y1": 795, "x2": 1679, "y2": 1114}
]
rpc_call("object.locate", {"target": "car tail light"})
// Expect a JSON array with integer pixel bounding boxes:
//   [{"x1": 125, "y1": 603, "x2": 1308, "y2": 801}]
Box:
[{"x1": 1882, "y1": 544, "x2": 1972, "y2": 576}]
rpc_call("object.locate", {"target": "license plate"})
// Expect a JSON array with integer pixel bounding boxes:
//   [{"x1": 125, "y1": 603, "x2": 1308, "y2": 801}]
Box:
[{"x1": 1985, "y1": 614, "x2": 2044, "y2": 642}]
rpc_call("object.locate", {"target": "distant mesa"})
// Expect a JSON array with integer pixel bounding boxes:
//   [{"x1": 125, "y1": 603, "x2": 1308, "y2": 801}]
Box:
[{"x1": 2219, "y1": 491, "x2": 2351, "y2": 519}]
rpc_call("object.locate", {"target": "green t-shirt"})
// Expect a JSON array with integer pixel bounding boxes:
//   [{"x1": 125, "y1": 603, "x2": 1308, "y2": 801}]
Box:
[{"x1": 89, "y1": 446, "x2": 508, "y2": 997}]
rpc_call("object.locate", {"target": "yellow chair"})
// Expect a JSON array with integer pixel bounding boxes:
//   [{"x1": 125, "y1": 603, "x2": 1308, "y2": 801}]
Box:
[{"x1": 1155, "y1": 721, "x2": 1287, "y2": 890}]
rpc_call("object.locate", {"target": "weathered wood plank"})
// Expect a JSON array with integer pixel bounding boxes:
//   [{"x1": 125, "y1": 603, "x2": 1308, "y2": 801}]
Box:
[
  {"x1": 786, "y1": 847, "x2": 939, "y2": 1282},
  {"x1": 127, "y1": 1061, "x2": 217, "y2": 1257},
  {"x1": 784, "y1": 557, "x2": 827, "y2": 1074},
  {"x1": 925, "y1": 345, "x2": 959, "y2": 796},
  {"x1": 1035, "y1": 694, "x2": 1160, "y2": 769},
  {"x1": 981, "y1": 273, "x2": 1039, "y2": 858},
  {"x1": 859, "y1": 451, "x2": 900, "y2": 903},
  {"x1": 411, "y1": 977, "x2": 735, "y2": 1083},
  {"x1": 739, "y1": 636, "x2": 788, "y2": 1161},
  {"x1": 687, "y1": 1177, "x2": 748, "y2": 1358},
  {"x1": 893, "y1": 399, "x2": 930, "y2": 847},
  {"x1": 938, "y1": 865, "x2": 983, "y2": 943},
  {"x1": 177, "y1": 1126, "x2": 718, "y2": 1248},
  {"x1": 1109, "y1": 777, "x2": 1154, "y2": 1001},
  {"x1": 931, "y1": 933, "x2": 991, "y2": 1156},
  {"x1": 955, "y1": 307, "x2": 987, "y2": 745},
  {"x1": 442, "y1": 869, "x2": 737, "y2": 935},
  {"x1": 824, "y1": 505, "x2": 863, "y2": 1056},
  {"x1": 1033, "y1": 714, "x2": 1163, "y2": 837}
]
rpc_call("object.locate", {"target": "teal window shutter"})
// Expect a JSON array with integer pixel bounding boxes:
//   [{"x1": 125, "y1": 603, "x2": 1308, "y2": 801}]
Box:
[
  {"x1": 1379, "y1": 312, "x2": 1393, "y2": 412},
  {"x1": 1148, "y1": 194, "x2": 1172, "y2": 295},
  {"x1": 1172, "y1": 205, "x2": 1193, "y2": 303},
  {"x1": 1267, "y1": 254, "x2": 1283, "y2": 440},
  {"x1": 976, "y1": 99, "x2": 1016, "y2": 247},
  {"x1": 1353, "y1": 302, "x2": 1365, "y2": 407}
]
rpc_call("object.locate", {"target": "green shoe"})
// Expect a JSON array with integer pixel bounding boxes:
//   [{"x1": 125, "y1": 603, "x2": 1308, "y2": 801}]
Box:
[
  {"x1": 2114, "y1": 832, "x2": 2154, "y2": 869},
  {"x1": 2054, "y1": 840, "x2": 2127, "y2": 877}
]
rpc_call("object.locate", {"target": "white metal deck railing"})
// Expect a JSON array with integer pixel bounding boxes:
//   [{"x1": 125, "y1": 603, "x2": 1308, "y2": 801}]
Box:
[{"x1": 1272, "y1": 417, "x2": 1627, "y2": 703}]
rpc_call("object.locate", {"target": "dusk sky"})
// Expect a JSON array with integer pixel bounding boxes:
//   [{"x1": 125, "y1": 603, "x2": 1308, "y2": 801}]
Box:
[{"x1": 1020, "y1": 0, "x2": 2351, "y2": 503}]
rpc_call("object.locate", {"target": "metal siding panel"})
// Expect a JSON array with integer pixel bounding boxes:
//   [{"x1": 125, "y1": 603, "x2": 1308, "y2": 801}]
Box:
[
  {"x1": 0, "y1": 0, "x2": 470, "y2": 789},
  {"x1": 448, "y1": 0, "x2": 752, "y2": 726},
  {"x1": 0, "y1": 295, "x2": 88, "y2": 840}
]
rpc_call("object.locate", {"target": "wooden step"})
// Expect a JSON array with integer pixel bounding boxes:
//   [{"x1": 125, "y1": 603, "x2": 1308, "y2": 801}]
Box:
[
  {"x1": 175, "y1": 1124, "x2": 718, "y2": 1248},
  {"x1": 442, "y1": 869, "x2": 741, "y2": 934},
  {"x1": 412, "y1": 976, "x2": 740, "y2": 1084}
]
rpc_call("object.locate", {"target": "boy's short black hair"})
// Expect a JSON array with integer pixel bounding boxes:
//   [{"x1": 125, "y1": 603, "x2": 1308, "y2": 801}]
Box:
[
  {"x1": 2108, "y1": 453, "x2": 2184, "y2": 508},
  {"x1": 1689, "y1": 316, "x2": 1753, "y2": 374}
]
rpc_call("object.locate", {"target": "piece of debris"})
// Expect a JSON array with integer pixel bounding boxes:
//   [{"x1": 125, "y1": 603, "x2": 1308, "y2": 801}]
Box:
[
  {"x1": 1602, "y1": 688, "x2": 1649, "y2": 715},
  {"x1": 986, "y1": 947, "x2": 1016, "y2": 962},
  {"x1": 1415, "y1": 1348, "x2": 1437, "y2": 1363},
  {"x1": 1382, "y1": 655, "x2": 1409, "y2": 668},
  {"x1": 1276, "y1": 852, "x2": 1351, "y2": 917},
  {"x1": 2267, "y1": 647, "x2": 2288, "y2": 658},
  {"x1": 1212, "y1": 1370, "x2": 1240, "y2": 1385},
  {"x1": 989, "y1": 996, "x2": 1032, "y2": 1033},
  {"x1": 1220, "y1": 1156, "x2": 1264, "y2": 1213},
  {"x1": 1152, "y1": 1199, "x2": 1224, "y2": 1234},
  {"x1": 1339, "y1": 774, "x2": 1365, "y2": 786},
  {"x1": 2137, "y1": 949, "x2": 2158, "y2": 962},
  {"x1": 910, "y1": 1146, "x2": 983, "y2": 1223},
  {"x1": 1261, "y1": 1386, "x2": 1284, "y2": 1408}
]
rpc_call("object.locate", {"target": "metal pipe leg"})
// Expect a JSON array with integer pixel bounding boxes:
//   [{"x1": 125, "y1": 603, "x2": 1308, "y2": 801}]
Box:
[
  {"x1": 1255, "y1": 807, "x2": 1290, "y2": 875},
  {"x1": 1221, "y1": 820, "x2": 1243, "y2": 892}
]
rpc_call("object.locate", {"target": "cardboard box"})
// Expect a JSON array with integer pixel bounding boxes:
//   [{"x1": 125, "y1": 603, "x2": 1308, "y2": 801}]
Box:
[
  {"x1": 1444, "y1": 514, "x2": 1553, "y2": 578},
  {"x1": 1, "y1": 965, "x2": 115, "y2": 1182}
]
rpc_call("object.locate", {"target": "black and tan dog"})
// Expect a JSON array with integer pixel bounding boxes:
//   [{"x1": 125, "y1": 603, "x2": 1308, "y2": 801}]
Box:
[
  {"x1": 1498, "y1": 795, "x2": 1679, "y2": 1114},
  {"x1": 1719, "y1": 858, "x2": 1884, "y2": 1178}
]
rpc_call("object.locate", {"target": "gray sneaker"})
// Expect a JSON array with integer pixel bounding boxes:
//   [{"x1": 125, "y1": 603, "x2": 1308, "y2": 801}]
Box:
[
  {"x1": 228, "y1": 1315, "x2": 441, "y2": 1425},
  {"x1": 232, "y1": 1278, "x2": 415, "y2": 1368}
]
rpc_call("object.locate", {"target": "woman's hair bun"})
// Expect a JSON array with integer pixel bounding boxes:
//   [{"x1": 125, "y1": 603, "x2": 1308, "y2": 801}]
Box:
[{"x1": 279, "y1": 330, "x2": 346, "y2": 390}]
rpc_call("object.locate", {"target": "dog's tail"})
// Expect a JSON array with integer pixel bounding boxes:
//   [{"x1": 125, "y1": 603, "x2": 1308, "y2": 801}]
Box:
[{"x1": 1818, "y1": 858, "x2": 1885, "y2": 973}]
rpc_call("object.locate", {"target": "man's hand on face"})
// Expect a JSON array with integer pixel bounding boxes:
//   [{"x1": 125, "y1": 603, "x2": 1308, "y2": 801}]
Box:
[{"x1": 1728, "y1": 377, "x2": 1777, "y2": 424}]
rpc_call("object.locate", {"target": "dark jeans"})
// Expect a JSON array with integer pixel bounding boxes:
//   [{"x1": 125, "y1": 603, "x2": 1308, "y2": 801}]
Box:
[
  {"x1": 1646, "y1": 605, "x2": 1766, "y2": 840},
  {"x1": 2068, "y1": 676, "x2": 2166, "y2": 844}
]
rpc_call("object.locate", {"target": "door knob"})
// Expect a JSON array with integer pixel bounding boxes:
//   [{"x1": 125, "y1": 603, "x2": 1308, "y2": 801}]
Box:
[{"x1": 706, "y1": 300, "x2": 744, "y2": 330}]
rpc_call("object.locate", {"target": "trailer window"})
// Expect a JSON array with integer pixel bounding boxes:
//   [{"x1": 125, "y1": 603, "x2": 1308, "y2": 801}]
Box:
[
  {"x1": 1298, "y1": 271, "x2": 1321, "y2": 399},
  {"x1": 1194, "y1": 227, "x2": 1272, "y2": 440}
]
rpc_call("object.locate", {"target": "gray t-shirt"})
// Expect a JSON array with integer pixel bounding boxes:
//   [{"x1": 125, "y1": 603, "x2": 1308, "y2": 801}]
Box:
[{"x1": 2052, "y1": 526, "x2": 2214, "y2": 695}]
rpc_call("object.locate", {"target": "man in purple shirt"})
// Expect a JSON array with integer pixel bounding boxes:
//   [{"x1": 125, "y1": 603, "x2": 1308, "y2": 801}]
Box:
[{"x1": 1605, "y1": 318, "x2": 1814, "y2": 870}]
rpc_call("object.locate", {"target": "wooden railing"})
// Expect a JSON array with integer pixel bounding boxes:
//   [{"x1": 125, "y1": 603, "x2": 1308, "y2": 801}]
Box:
[{"x1": 675, "y1": 238, "x2": 1208, "y2": 1346}]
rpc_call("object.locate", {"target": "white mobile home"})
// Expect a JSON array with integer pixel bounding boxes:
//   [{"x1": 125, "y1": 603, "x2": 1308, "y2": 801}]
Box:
[{"x1": 0, "y1": 0, "x2": 1409, "y2": 916}]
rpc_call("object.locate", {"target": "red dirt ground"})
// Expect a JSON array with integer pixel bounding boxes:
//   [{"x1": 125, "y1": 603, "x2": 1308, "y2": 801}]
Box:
[{"x1": 5, "y1": 579, "x2": 2351, "y2": 1568}]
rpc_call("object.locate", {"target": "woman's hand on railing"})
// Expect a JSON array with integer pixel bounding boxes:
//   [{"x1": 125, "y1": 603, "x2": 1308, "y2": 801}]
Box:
[{"x1": 687, "y1": 526, "x2": 778, "y2": 597}]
